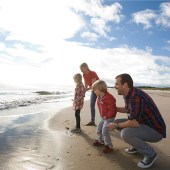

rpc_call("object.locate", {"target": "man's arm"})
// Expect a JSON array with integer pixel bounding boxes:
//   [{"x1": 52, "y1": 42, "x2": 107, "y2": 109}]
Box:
[
  {"x1": 118, "y1": 119, "x2": 139, "y2": 128},
  {"x1": 107, "y1": 119, "x2": 139, "y2": 131},
  {"x1": 117, "y1": 107, "x2": 127, "y2": 113}
]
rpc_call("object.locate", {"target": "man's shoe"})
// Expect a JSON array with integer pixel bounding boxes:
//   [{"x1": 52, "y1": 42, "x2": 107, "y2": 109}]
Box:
[
  {"x1": 137, "y1": 152, "x2": 157, "y2": 168},
  {"x1": 124, "y1": 147, "x2": 138, "y2": 154},
  {"x1": 93, "y1": 140, "x2": 104, "y2": 147},
  {"x1": 103, "y1": 145, "x2": 113, "y2": 154},
  {"x1": 86, "y1": 121, "x2": 95, "y2": 126}
]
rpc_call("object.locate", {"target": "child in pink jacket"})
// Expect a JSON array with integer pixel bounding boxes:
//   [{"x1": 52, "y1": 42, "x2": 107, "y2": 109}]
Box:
[{"x1": 71, "y1": 73, "x2": 85, "y2": 133}]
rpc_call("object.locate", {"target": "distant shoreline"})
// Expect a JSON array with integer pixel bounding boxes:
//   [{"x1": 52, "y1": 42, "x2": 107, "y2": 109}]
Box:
[
  {"x1": 34, "y1": 88, "x2": 170, "y2": 95},
  {"x1": 108, "y1": 86, "x2": 170, "y2": 91}
]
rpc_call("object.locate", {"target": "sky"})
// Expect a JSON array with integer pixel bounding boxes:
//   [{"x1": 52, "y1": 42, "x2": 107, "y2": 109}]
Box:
[{"x1": 0, "y1": 0, "x2": 170, "y2": 89}]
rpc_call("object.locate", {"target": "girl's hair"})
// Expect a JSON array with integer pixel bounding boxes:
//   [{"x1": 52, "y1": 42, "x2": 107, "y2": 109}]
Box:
[
  {"x1": 80, "y1": 62, "x2": 90, "y2": 70},
  {"x1": 73, "y1": 73, "x2": 82, "y2": 84},
  {"x1": 92, "y1": 80, "x2": 107, "y2": 93}
]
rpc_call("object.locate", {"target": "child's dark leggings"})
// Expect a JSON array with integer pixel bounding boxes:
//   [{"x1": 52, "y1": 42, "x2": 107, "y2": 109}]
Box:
[{"x1": 75, "y1": 109, "x2": 81, "y2": 128}]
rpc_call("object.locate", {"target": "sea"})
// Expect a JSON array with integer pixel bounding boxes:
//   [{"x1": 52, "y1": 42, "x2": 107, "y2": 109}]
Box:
[
  {"x1": 0, "y1": 84, "x2": 90, "y2": 168},
  {"x1": 0, "y1": 84, "x2": 76, "y2": 111}
]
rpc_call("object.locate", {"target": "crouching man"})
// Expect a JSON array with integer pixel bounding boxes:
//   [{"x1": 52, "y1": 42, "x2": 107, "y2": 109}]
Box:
[{"x1": 108, "y1": 73, "x2": 166, "y2": 169}]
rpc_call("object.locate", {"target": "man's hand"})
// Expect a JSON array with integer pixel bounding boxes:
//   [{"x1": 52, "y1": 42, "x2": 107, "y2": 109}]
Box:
[{"x1": 107, "y1": 123, "x2": 118, "y2": 131}]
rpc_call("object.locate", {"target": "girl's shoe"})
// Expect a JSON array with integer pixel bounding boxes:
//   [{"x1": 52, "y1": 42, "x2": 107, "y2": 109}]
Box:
[
  {"x1": 71, "y1": 127, "x2": 81, "y2": 133},
  {"x1": 86, "y1": 121, "x2": 96, "y2": 126}
]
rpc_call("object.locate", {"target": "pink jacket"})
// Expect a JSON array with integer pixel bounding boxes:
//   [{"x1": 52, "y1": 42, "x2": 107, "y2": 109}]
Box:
[{"x1": 73, "y1": 82, "x2": 85, "y2": 110}]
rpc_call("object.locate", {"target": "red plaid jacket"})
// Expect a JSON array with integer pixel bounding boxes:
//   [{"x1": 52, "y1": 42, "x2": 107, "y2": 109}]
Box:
[{"x1": 73, "y1": 82, "x2": 85, "y2": 110}]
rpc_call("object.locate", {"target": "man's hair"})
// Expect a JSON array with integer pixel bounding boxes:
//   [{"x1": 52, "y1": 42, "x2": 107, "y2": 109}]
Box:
[
  {"x1": 92, "y1": 80, "x2": 107, "y2": 93},
  {"x1": 116, "y1": 73, "x2": 133, "y2": 88}
]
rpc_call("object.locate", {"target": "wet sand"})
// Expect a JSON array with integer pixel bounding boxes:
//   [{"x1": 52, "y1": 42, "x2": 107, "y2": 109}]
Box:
[{"x1": 0, "y1": 89, "x2": 170, "y2": 170}]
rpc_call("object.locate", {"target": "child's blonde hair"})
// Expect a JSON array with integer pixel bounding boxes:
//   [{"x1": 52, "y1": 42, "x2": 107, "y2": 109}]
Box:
[
  {"x1": 92, "y1": 80, "x2": 107, "y2": 93},
  {"x1": 73, "y1": 73, "x2": 82, "y2": 84}
]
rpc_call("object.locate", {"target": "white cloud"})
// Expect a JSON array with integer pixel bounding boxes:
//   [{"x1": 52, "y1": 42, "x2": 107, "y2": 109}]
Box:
[
  {"x1": 160, "y1": 2, "x2": 170, "y2": 17},
  {"x1": 0, "y1": 42, "x2": 6, "y2": 50},
  {"x1": 71, "y1": 0, "x2": 123, "y2": 22},
  {"x1": 132, "y1": 9, "x2": 156, "y2": 29},
  {"x1": 156, "y1": 2, "x2": 170, "y2": 27},
  {"x1": 90, "y1": 17, "x2": 108, "y2": 36},
  {"x1": 96, "y1": 47, "x2": 170, "y2": 86},
  {"x1": 1, "y1": 41, "x2": 170, "y2": 87},
  {"x1": 0, "y1": 0, "x2": 122, "y2": 44},
  {"x1": 132, "y1": 2, "x2": 170, "y2": 29},
  {"x1": 0, "y1": 0, "x2": 85, "y2": 44},
  {"x1": 81, "y1": 31, "x2": 99, "y2": 41},
  {"x1": 70, "y1": 0, "x2": 123, "y2": 40}
]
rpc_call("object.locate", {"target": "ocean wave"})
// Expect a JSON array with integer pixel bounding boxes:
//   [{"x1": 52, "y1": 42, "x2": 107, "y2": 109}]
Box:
[{"x1": 0, "y1": 92, "x2": 73, "y2": 110}]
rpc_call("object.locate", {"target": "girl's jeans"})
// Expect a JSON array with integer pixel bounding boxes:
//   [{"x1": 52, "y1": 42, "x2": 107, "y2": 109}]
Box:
[{"x1": 97, "y1": 117, "x2": 115, "y2": 147}]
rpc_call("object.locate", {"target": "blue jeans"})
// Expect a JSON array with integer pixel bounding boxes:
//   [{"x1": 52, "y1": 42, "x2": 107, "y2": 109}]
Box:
[
  {"x1": 115, "y1": 119, "x2": 163, "y2": 157},
  {"x1": 97, "y1": 117, "x2": 115, "y2": 147},
  {"x1": 90, "y1": 91, "x2": 97, "y2": 122}
]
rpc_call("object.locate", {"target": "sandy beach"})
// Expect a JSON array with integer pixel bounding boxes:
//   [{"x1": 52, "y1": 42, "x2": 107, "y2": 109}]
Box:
[{"x1": 0, "y1": 89, "x2": 170, "y2": 170}]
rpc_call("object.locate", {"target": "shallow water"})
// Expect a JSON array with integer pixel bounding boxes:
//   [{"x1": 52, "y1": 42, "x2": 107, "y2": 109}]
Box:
[{"x1": 0, "y1": 99, "x2": 73, "y2": 169}]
